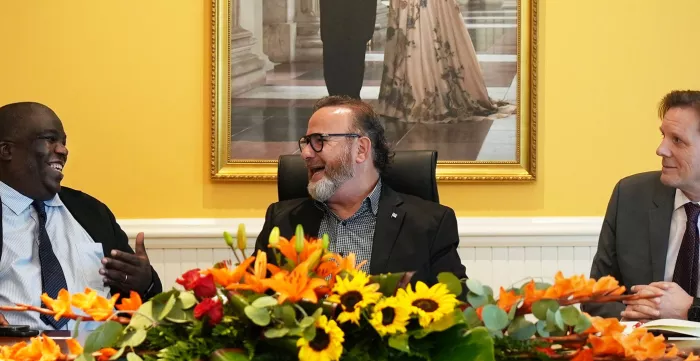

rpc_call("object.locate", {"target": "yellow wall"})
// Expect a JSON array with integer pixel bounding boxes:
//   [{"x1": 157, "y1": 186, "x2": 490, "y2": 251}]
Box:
[{"x1": 0, "y1": 1, "x2": 698, "y2": 219}]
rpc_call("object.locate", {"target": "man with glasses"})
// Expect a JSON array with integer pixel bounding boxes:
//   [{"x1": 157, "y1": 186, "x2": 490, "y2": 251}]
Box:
[
  {"x1": 255, "y1": 96, "x2": 467, "y2": 289},
  {"x1": 0, "y1": 102, "x2": 162, "y2": 330}
]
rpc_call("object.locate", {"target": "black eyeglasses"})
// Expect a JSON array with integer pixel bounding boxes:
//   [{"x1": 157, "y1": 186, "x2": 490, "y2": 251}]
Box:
[{"x1": 298, "y1": 133, "x2": 361, "y2": 153}]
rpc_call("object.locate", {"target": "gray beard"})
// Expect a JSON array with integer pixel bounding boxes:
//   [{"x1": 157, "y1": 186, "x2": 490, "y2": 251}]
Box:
[{"x1": 307, "y1": 147, "x2": 355, "y2": 202}]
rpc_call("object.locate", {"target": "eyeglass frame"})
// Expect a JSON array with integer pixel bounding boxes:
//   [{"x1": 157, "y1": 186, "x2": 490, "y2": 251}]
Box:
[{"x1": 298, "y1": 133, "x2": 361, "y2": 153}]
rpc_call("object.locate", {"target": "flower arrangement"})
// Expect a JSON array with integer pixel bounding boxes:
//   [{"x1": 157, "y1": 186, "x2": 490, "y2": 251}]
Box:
[{"x1": 0, "y1": 224, "x2": 696, "y2": 361}]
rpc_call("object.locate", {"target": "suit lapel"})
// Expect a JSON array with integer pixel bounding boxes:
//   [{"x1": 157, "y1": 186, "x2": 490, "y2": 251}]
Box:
[
  {"x1": 649, "y1": 181, "x2": 675, "y2": 282},
  {"x1": 287, "y1": 200, "x2": 323, "y2": 238},
  {"x1": 370, "y1": 186, "x2": 405, "y2": 275}
]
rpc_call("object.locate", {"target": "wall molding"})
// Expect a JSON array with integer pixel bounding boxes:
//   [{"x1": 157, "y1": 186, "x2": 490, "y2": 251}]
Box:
[{"x1": 117, "y1": 217, "x2": 604, "y2": 249}]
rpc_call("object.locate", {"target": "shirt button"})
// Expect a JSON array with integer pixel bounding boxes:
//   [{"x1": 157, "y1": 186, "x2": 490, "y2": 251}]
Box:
[{"x1": 341, "y1": 221, "x2": 346, "y2": 226}]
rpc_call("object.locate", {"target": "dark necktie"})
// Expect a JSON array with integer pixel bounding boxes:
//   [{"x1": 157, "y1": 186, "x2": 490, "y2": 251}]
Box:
[
  {"x1": 32, "y1": 200, "x2": 69, "y2": 329},
  {"x1": 673, "y1": 202, "x2": 700, "y2": 296}
]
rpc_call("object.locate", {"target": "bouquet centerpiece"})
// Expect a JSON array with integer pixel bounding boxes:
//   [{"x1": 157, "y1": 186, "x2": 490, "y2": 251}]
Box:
[{"x1": 0, "y1": 224, "x2": 695, "y2": 361}]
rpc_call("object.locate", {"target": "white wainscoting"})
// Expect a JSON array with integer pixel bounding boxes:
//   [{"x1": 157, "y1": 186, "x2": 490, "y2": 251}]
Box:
[{"x1": 117, "y1": 217, "x2": 605, "y2": 293}]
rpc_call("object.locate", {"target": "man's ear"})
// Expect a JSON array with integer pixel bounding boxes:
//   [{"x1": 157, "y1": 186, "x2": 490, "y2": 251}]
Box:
[
  {"x1": 355, "y1": 137, "x2": 372, "y2": 164},
  {"x1": 0, "y1": 141, "x2": 13, "y2": 161}
]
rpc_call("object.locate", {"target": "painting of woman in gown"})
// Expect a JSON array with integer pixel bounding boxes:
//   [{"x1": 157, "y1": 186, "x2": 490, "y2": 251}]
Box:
[{"x1": 377, "y1": 0, "x2": 515, "y2": 124}]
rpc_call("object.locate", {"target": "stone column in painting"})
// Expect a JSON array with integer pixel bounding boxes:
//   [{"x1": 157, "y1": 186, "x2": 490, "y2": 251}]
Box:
[
  {"x1": 294, "y1": 0, "x2": 322, "y2": 62},
  {"x1": 263, "y1": 0, "x2": 297, "y2": 63},
  {"x1": 371, "y1": 0, "x2": 389, "y2": 49},
  {"x1": 232, "y1": 0, "x2": 266, "y2": 96}
]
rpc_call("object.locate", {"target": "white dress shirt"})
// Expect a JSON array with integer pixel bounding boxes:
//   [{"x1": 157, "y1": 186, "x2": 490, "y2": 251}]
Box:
[
  {"x1": 664, "y1": 189, "x2": 700, "y2": 297},
  {"x1": 0, "y1": 182, "x2": 110, "y2": 330}
]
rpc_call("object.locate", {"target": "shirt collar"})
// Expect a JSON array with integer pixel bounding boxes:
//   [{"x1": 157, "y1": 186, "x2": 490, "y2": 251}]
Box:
[
  {"x1": 674, "y1": 188, "x2": 700, "y2": 211},
  {"x1": 0, "y1": 181, "x2": 64, "y2": 216},
  {"x1": 314, "y1": 178, "x2": 383, "y2": 216}
]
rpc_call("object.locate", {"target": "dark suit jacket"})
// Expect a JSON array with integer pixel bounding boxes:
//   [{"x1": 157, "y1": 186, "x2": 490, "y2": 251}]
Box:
[
  {"x1": 254, "y1": 184, "x2": 467, "y2": 287},
  {"x1": 319, "y1": 0, "x2": 377, "y2": 44},
  {"x1": 582, "y1": 171, "x2": 675, "y2": 318},
  {"x1": 0, "y1": 186, "x2": 163, "y2": 301}
]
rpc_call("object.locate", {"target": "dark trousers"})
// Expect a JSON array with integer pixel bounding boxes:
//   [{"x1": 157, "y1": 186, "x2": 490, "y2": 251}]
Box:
[{"x1": 322, "y1": 40, "x2": 367, "y2": 100}]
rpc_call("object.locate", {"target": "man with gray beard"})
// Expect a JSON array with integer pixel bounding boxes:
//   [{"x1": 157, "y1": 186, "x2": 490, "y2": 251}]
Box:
[{"x1": 254, "y1": 96, "x2": 467, "y2": 288}]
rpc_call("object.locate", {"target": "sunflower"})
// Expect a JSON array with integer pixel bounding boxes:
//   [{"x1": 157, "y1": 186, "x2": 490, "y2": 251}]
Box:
[
  {"x1": 327, "y1": 272, "x2": 382, "y2": 324},
  {"x1": 369, "y1": 297, "x2": 411, "y2": 336},
  {"x1": 396, "y1": 281, "x2": 459, "y2": 328},
  {"x1": 297, "y1": 315, "x2": 344, "y2": 361}
]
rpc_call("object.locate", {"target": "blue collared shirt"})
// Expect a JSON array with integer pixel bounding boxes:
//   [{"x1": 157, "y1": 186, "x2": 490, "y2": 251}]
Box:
[{"x1": 0, "y1": 182, "x2": 110, "y2": 330}]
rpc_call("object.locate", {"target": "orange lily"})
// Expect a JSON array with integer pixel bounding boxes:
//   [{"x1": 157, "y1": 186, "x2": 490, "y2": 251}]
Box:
[
  {"x1": 592, "y1": 276, "x2": 625, "y2": 296},
  {"x1": 269, "y1": 236, "x2": 323, "y2": 265},
  {"x1": 116, "y1": 291, "x2": 143, "y2": 311},
  {"x1": 0, "y1": 341, "x2": 27, "y2": 360},
  {"x1": 83, "y1": 294, "x2": 120, "y2": 321},
  {"x1": 96, "y1": 348, "x2": 119, "y2": 361},
  {"x1": 520, "y1": 280, "x2": 545, "y2": 312},
  {"x1": 496, "y1": 287, "x2": 521, "y2": 313},
  {"x1": 71, "y1": 288, "x2": 100, "y2": 310},
  {"x1": 227, "y1": 250, "x2": 270, "y2": 293},
  {"x1": 41, "y1": 289, "x2": 74, "y2": 320},
  {"x1": 261, "y1": 260, "x2": 327, "y2": 304},
  {"x1": 571, "y1": 348, "x2": 593, "y2": 361},
  {"x1": 66, "y1": 338, "x2": 84, "y2": 355},
  {"x1": 206, "y1": 256, "x2": 255, "y2": 287},
  {"x1": 13, "y1": 335, "x2": 62, "y2": 361}
]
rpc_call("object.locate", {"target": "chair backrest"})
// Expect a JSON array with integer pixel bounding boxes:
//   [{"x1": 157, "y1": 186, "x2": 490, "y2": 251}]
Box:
[{"x1": 277, "y1": 150, "x2": 439, "y2": 203}]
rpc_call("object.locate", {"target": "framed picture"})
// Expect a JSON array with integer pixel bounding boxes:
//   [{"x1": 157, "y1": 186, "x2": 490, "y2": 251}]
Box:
[{"x1": 211, "y1": 0, "x2": 537, "y2": 181}]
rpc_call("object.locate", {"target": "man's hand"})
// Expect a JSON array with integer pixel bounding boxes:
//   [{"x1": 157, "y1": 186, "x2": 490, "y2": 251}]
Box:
[
  {"x1": 0, "y1": 313, "x2": 8, "y2": 326},
  {"x1": 621, "y1": 282, "x2": 693, "y2": 320},
  {"x1": 100, "y1": 232, "x2": 153, "y2": 295}
]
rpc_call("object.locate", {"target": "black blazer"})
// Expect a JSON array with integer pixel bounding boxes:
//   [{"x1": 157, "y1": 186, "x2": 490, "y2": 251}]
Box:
[
  {"x1": 0, "y1": 186, "x2": 163, "y2": 301},
  {"x1": 319, "y1": 0, "x2": 377, "y2": 44},
  {"x1": 254, "y1": 184, "x2": 467, "y2": 287}
]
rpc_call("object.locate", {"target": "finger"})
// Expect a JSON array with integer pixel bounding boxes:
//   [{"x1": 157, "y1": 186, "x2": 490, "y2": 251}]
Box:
[
  {"x1": 134, "y1": 232, "x2": 149, "y2": 259},
  {"x1": 102, "y1": 257, "x2": 140, "y2": 276},
  {"x1": 625, "y1": 304, "x2": 660, "y2": 318},
  {"x1": 109, "y1": 249, "x2": 144, "y2": 267},
  {"x1": 630, "y1": 285, "x2": 665, "y2": 296},
  {"x1": 0, "y1": 314, "x2": 8, "y2": 326},
  {"x1": 99, "y1": 266, "x2": 128, "y2": 285},
  {"x1": 621, "y1": 308, "x2": 655, "y2": 320},
  {"x1": 623, "y1": 297, "x2": 661, "y2": 306}
]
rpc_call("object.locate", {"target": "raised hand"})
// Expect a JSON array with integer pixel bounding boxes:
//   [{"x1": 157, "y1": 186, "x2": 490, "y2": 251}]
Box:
[{"x1": 100, "y1": 232, "x2": 153, "y2": 295}]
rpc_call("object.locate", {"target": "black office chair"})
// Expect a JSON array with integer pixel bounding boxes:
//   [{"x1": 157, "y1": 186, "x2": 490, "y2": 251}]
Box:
[{"x1": 277, "y1": 150, "x2": 439, "y2": 203}]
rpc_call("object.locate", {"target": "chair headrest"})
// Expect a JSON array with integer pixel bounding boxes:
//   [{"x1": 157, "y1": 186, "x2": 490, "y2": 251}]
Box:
[{"x1": 277, "y1": 150, "x2": 439, "y2": 203}]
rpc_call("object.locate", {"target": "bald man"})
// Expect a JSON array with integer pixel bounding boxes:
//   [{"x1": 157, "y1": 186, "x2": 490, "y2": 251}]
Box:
[{"x1": 0, "y1": 102, "x2": 162, "y2": 331}]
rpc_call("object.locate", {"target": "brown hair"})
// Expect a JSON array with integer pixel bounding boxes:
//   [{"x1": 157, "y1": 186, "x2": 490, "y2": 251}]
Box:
[
  {"x1": 313, "y1": 96, "x2": 394, "y2": 174},
  {"x1": 658, "y1": 90, "x2": 700, "y2": 119}
]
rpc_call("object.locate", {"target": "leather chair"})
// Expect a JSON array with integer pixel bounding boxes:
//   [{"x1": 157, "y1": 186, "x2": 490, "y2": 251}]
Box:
[{"x1": 277, "y1": 150, "x2": 439, "y2": 203}]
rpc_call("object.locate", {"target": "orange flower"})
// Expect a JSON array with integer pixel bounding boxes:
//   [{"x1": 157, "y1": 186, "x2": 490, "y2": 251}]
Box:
[
  {"x1": 592, "y1": 276, "x2": 625, "y2": 296},
  {"x1": 586, "y1": 316, "x2": 626, "y2": 335},
  {"x1": 116, "y1": 291, "x2": 143, "y2": 311},
  {"x1": 206, "y1": 256, "x2": 254, "y2": 288},
  {"x1": 13, "y1": 335, "x2": 62, "y2": 361},
  {"x1": 0, "y1": 341, "x2": 27, "y2": 360},
  {"x1": 83, "y1": 294, "x2": 120, "y2": 321},
  {"x1": 686, "y1": 352, "x2": 700, "y2": 361},
  {"x1": 66, "y1": 338, "x2": 84, "y2": 355},
  {"x1": 227, "y1": 250, "x2": 270, "y2": 293},
  {"x1": 496, "y1": 287, "x2": 521, "y2": 313},
  {"x1": 571, "y1": 348, "x2": 593, "y2": 361},
  {"x1": 96, "y1": 348, "x2": 118, "y2": 361},
  {"x1": 475, "y1": 306, "x2": 484, "y2": 320},
  {"x1": 520, "y1": 280, "x2": 545, "y2": 312},
  {"x1": 588, "y1": 335, "x2": 625, "y2": 356},
  {"x1": 41, "y1": 289, "x2": 74, "y2": 320},
  {"x1": 269, "y1": 236, "x2": 323, "y2": 265},
  {"x1": 261, "y1": 260, "x2": 327, "y2": 304}
]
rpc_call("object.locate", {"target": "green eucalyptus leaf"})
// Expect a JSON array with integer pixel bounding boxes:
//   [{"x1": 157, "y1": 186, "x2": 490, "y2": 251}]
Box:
[
  {"x1": 536, "y1": 282, "x2": 552, "y2": 290},
  {"x1": 532, "y1": 299, "x2": 559, "y2": 320},
  {"x1": 507, "y1": 300, "x2": 520, "y2": 321},
  {"x1": 467, "y1": 293, "x2": 488, "y2": 308},
  {"x1": 464, "y1": 307, "x2": 482, "y2": 328},
  {"x1": 369, "y1": 272, "x2": 415, "y2": 296},
  {"x1": 388, "y1": 334, "x2": 411, "y2": 353},
  {"x1": 117, "y1": 328, "x2": 147, "y2": 348},
  {"x1": 298, "y1": 316, "x2": 315, "y2": 329},
  {"x1": 178, "y1": 292, "x2": 197, "y2": 309},
  {"x1": 83, "y1": 321, "x2": 124, "y2": 354},
  {"x1": 554, "y1": 309, "x2": 566, "y2": 331},
  {"x1": 273, "y1": 305, "x2": 297, "y2": 327},
  {"x1": 536, "y1": 320, "x2": 550, "y2": 337},
  {"x1": 154, "y1": 294, "x2": 177, "y2": 320},
  {"x1": 312, "y1": 307, "x2": 323, "y2": 319},
  {"x1": 151, "y1": 289, "x2": 178, "y2": 303},
  {"x1": 252, "y1": 296, "x2": 279, "y2": 309},
  {"x1": 109, "y1": 347, "x2": 125, "y2": 360},
  {"x1": 438, "y1": 272, "x2": 463, "y2": 296},
  {"x1": 126, "y1": 353, "x2": 144, "y2": 361},
  {"x1": 466, "y1": 279, "x2": 484, "y2": 296},
  {"x1": 574, "y1": 313, "x2": 593, "y2": 333},
  {"x1": 304, "y1": 325, "x2": 317, "y2": 341},
  {"x1": 545, "y1": 309, "x2": 558, "y2": 332},
  {"x1": 76, "y1": 355, "x2": 95, "y2": 361},
  {"x1": 481, "y1": 304, "x2": 509, "y2": 331},
  {"x1": 244, "y1": 306, "x2": 271, "y2": 326},
  {"x1": 560, "y1": 306, "x2": 580, "y2": 326},
  {"x1": 507, "y1": 316, "x2": 537, "y2": 340},
  {"x1": 484, "y1": 285, "x2": 494, "y2": 297},
  {"x1": 264, "y1": 327, "x2": 290, "y2": 338},
  {"x1": 209, "y1": 349, "x2": 249, "y2": 361}
]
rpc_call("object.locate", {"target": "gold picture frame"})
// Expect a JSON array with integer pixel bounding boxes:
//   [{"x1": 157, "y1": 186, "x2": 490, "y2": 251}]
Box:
[{"x1": 211, "y1": 0, "x2": 537, "y2": 181}]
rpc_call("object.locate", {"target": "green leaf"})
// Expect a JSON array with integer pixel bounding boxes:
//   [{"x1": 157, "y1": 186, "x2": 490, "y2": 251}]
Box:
[
  {"x1": 165, "y1": 301, "x2": 195, "y2": 323},
  {"x1": 560, "y1": 306, "x2": 580, "y2": 326},
  {"x1": 438, "y1": 272, "x2": 463, "y2": 296},
  {"x1": 536, "y1": 320, "x2": 550, "y2": 337},
  {"x1": 109, "y1": 347, "x2": 125, "y2": 360},
  {"x1": 273, "y1": 305, "x2": 297, "y2": 327},
  {"x1": 536, "y1": 282, "x2": 552, "y2": 290},
  {"x1": 545, "y1": 309, "x2": 558, "y2": 332},
  {"x1": 252, "y1": 296, "x2": 278, "y2": 308},
  {"x1": 467, "y1": 292, "x2": 489, "y2": 308},
  {"x1": 264, "y1": 327, "x2": 290, "y2": 338},
  {"x1": 83, "y1": 320, "x2": 124, "y2": 354},
  {"x1": 507, "y1": 316, "x2": 537, "y2": 340},
  {"x1": 117, "y1": 328, "x2": 147, "y2": 348},
  {"x1": 154, "y1": 294, "x2": 177, "y2": 320},
  {"x1": 532, "y1": 299, "x2": 559, "y2": 320},
  {"x1": 370, "y1": 272, "x2": 415, "y2": 296},
  {"x1": 415, "y1": 309, "x2": 464, "y2": 338},
  {"x1": 76, "y1": 354, "x2": 96, "y2": 361},
  {"x1": 507, "y1": 300, "x2": 520, "y2": 321},
  {"x1": 554, "y1": 309, "x2": 566, "y2": 331},
  {"x1": 244, "y1": 306, "x2": 271, "y2": 326},
  {"x1": 464, "y1": 307, "x2": 482, "y2": 328},
  {"x1": 126, "y1": 353, "x2": 144, "y2": 361},
  {"x1": 298, "y1": 316, "x2": 315, "y2": 329},
  {"x1": 311, "y1": 307, "x2": 323, "y2": 319},
  {"x1": 209, "y1": 349, "x2": 249, "y2": 361},
  {"x1": 481, "y1": 304, "x2": 509, "y2": 331},
  {"x1": 151, "y1": 289, "x2": 178, "y2": 304},
  {"x1": 303, "y1": 324, "x2": 316, "y2": 341},
  {"x1": 178, "y1": 291, "x2": 197, "y2": 309},
  {"x1": 466, "y1": 279, "x2": 485, "y2": 296},
  {"x1": 432, "y1": 326, "x2": 494, "y2": 361},
  {"x1": 72, "y1": 317, "x2": 81, "y2": 339},
  {"x1": 388, "y1": 334, "x2": 410, "y2": 353},
  {"x1": 574, "y1": 313, "x2": 593, "y2": 333},
  {"x1": 130, "y1": 301, "x2": 155, "y2": 330}
]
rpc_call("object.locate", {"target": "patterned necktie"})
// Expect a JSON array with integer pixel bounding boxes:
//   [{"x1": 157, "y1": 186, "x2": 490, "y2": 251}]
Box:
[
  {"x1": 32, "y1": 200, "x2": 69, "y2": 329},
  {"x1": 672, "y1": 202, "x2": 700, "y2": 296}
]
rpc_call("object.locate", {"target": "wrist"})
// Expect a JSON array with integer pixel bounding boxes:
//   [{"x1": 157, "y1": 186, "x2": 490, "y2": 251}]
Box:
[{"x1": 686, "y1": 297, "x2": 700, "y2": 321}]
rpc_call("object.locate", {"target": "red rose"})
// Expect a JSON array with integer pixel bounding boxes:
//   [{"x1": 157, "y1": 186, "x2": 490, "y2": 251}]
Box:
[
  {"x1": 194, "y1": 298, "x2": 223, "y2": 326},
  {"x1": 176, "y1": 269, "x2": 217, "y2": 299}
]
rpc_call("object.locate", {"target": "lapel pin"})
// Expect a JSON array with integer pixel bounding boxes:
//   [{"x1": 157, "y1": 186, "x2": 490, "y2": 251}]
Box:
[{"x1": 391, "y1": 212, "x2": 397, "y2": 219}]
